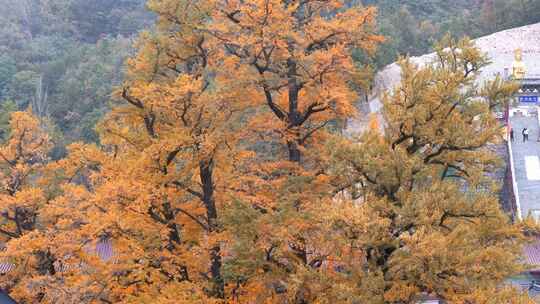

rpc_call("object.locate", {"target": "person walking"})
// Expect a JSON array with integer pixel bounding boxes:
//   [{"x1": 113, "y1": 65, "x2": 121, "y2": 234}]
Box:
[
  {"x1": 510, "y1": 128, "x2": 514, "y2": 142},
  {"x1": 523, "y1": 127, "x2": 529, "y2": 142}
]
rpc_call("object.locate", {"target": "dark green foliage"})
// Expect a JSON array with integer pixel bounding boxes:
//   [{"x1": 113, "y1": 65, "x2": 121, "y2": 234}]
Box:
[
  {"x1": 67, "y1": 0, "x2": 153, "y2": 42},
  {"x1": 0, "y1": 0, "x2": 152, "y2": 149},
  {"x1": 367, "y1": 0, "x2": 540, "y2": 68},
  {"x1": 0, "y1": 100, "x2": 17, "y2": 141},
  {"x1": 0, "y1": 56, "x2": 16, "y2": 97}
]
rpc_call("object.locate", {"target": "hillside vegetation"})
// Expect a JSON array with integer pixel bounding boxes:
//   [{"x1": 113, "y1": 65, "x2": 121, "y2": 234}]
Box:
[
  {"x1": 0, "y1": 0, "x2": 152, "y2": 155},
  {"x1": 364, "y1": 0, "x2": 540, "y2": 67},
  {"x1": 0, "y1": 1, "x2": 538, "y2": 303}
]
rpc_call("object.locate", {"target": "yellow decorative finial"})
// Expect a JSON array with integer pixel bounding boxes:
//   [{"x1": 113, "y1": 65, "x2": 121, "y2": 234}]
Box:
[{"x1": 512, "y1": 48, "x2": 526, "y2": 79}]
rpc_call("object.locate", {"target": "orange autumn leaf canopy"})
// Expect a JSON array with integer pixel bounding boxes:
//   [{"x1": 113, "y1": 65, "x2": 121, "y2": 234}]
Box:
[{"x1": 0, "y1": 1, "x2": 534, "y2": 304}]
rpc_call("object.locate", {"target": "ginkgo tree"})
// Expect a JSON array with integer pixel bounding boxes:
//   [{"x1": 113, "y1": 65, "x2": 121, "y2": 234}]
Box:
[
  {"x1": 210, "y1": 0, "x2": 383, "y2": 163},
  {"x1": 0, "y1": 111, "x2": 54, "y2": 298},
  {"x1": 3, "y1": 0, "x2": 245, "y2": 302},
  {"x1": 3, "y1": 0, "x2": 381, "y2": 302},
  {"x1": 0, "y1": 111, "x2": 50, "y2": 242},
  {"x1": 206, "y1": 1, "x2": 384, "y2": 302},
  {"x1": 325, "y1": 36, "x2": 534, "y2": 303}
]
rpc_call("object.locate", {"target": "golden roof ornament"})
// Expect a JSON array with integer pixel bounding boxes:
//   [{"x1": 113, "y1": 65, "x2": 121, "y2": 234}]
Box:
[{"x1": 512, "y1": 48, "x2": 526, "y2": 79}]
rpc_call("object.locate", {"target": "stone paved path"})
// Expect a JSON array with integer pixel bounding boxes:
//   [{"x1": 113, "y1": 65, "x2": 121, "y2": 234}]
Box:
[{"x1": 509, "y1": 113, "x2": 540, "y2": 219}]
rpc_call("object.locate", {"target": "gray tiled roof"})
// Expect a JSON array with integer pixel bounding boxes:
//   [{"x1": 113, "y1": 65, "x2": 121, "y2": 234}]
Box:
[
  {"x1": 524, "y1": 239, "x2": 540, "y2": 269},
  {"x1": 0, "y1": 245, "x2": 13, "y2": 275},
  {"x1": 0, "y1": 239, "x2": 114, "y2": 275}
]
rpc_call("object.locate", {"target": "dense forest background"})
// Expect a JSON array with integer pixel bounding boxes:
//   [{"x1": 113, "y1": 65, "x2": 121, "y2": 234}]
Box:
[
  {"x1": 370, "y1": 0, "x2": 540, "y2": 67},
  {"x1": 0, "y1": 0, "x2": 153, "y2": 156},
  {"x1": 0, "y1": 0, "x2": 539, "y2": 152}
]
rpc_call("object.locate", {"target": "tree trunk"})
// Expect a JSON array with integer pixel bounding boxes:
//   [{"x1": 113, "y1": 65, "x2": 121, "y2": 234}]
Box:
[
  {"x1": 288, "y1": 140, "x2": 301, "y2": 163},
  {"x1": 199, "y1": 158, "x2": 224, "y2": 298},
  {"x1": 287, "y1": 58, "x2": 302, "y2": 163}
]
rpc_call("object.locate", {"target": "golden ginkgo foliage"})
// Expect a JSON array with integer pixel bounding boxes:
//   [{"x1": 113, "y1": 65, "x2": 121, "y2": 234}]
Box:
[
  {"x1": 209, "y1": 0, "x2": 383, "y2": 163},
  {"x1": 0, "y1": 2, "x2": 534, "y2": 304},
  {"x1": 0, "y1": 111, "x2": 53, "y2": 300},
  {"x1": 0, "y1": 111, "x2": 50, "y2": 241}
]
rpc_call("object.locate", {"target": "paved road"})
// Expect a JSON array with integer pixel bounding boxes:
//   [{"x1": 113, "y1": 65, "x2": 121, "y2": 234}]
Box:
[{"x1": 509, "y1": 114, "x2": 540, "y2": 219}]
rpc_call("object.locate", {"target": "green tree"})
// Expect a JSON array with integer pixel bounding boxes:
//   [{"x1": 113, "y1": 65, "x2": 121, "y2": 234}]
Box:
[
  {"x1": 0, "y1": 56, "x2": 16, "y2": 98},
  {"x1": 67, "y1": 0, "x2": 150, "y2": 42},
  {"x1": 328, "y1": 36, "x2": 531, "y2": 303},
  {"x1": 0, "y1": 0, "x2": 151, "y2": 148},
  {"x1": 0, "y1": 100, "x2": 18, "y2": 141}
]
